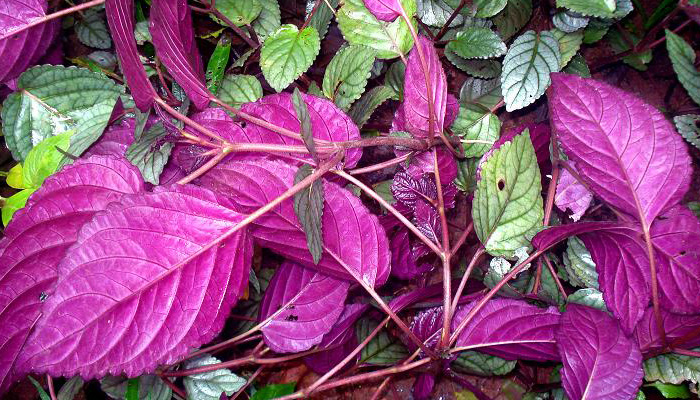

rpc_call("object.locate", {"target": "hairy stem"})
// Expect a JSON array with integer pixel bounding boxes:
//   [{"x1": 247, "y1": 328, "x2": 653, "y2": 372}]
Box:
[{"x1": 0, "y1": 0, "x2": 105, "y2": 41}]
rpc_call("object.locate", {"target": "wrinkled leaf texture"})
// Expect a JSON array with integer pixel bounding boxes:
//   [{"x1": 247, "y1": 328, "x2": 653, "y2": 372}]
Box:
[
  {"x1": 555, "y1": 166, "x2": 593, "y2": 221},
  {"x1": 634, "y1": 307, "x2": 700, "y2": 353}
]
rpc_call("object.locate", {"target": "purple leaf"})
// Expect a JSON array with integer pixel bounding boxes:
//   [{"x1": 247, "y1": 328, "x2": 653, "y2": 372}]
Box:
[
  {"x1": 650, "y1": 205, "x2": 700, "y2": 313},
  {"x1": 389, "y1": 228, "x2": 432, "y2": 280},
  {"x1": 19, "y1": 185, "x2": 253, "y2": 378},
  {"x1": 556, "y1": 304, "x2": 643, "y2": 400},
  {"x1": 408, "y1": 306, "x2": 442, "y2": 352},
  {"x1": 555, "y1": 165, "x2": 593, "y2": 221},
  {"x1": 633, "y1": 307, "x2": 700, "y2": 353},
  {"x1": 304, "y1": 304, "x2": 367, "y2": 374},
  {"x1": 404, "y1": 147, "x2": 458, "y2": 185},
  {"x1": 414, "y1": 197, "x2": 441, "y2": 245},
  {"x1": 83, "y1": 118, "x2": 135, "y2": 158},
  {"x1": 445, "y1": 94, "x2": 459, "y2": 127},
  {"x1": 0, "y1": 156, "x2": 143, "y2": 392},
  {"x1": 548, "y1": 73, "x2": 692, "y2": 227},
  {"x1": 259, "y1": 261, "x2": 349, "y2": 353},
  {"x1": 0, "y1": 0, "x2": 59, "y2": 84},
  {"x1": 413, "y1": 373, "x2": 436, "y2": 400},
  {"x1": 532, "y1": 221, "x2": 622, "y2": 251},
  {"x1": 363, "y1": 0, "x2": 403, "y2": 21},
  {"x1": 451, "y1": 298, "x2": 561, "y2": 361},
  {"x1": 404, "y1": 36, "x2": 448, "y2": 138},
  {"x1": 150, "y1": 0, "x2": 209, "y2": 109},
  {"x1": 106, "y1": 0, "x2": 158, "y2": 111},
  {"x1": 196, "y1": 157, "x2": 390, "y2": 287}
]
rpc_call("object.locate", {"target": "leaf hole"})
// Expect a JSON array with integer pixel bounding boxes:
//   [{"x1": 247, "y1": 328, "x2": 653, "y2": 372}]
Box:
[
  {"x1": 679, "y1": 250, "x2": 687, "y2": 256},
  {"x1": 497, "y1": 179, "x2": 505, "y2": 191},
  {"x1": 285, "y1": 314, "x2": 299, "y2": 321},
  {"x1": 241, "y1": 121, "x2": 247, "y2": 129}
]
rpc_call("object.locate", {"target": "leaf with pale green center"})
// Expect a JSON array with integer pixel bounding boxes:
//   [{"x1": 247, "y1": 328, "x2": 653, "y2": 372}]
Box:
[
  {"x1": 451, "y1": 104, "x2": 501, "y2": 158},
  {"x1": 337, "y1": 0, "x2": 415, "y2": 60},
  {"x1": 214, "y1": 0, "x2": 262, "y2": 26},
  {"x1": 322, "y1": 45, "x2": 376, "y2": 111},
  {"x1": 453, "y1": 351, "x2": 516, "y2": 376},
  {"x1": 305, "y1": 0, "x2": 338, "y2": 41},
  {"x1": 556, "y1": 0, "x2": 617, "y2": 18},
  {"x1": 445, "y1": 48, "x2": 502, "y2": 78},
  {"x1": 567, "y1": 288, "x2": 607, "y2": 311},
  {"x1": 1, "y1": 65, "x2": 124, "y2": 161},
  {"x1": 125, "y1": 122, "x2": 173, "y2": 185},
  {"x1": 183, "y1": 355, "x2": 246, "y2": 400},
  {"x1": 22, "y1": 131, "x2": 73, "y2": 189},
  {"x1": 501, "y1": 30, "x2": 560, "y2": 111},
  {"x1": 76, "y1": 9, "x2": 112, "y2": 49},
  {"x1": 674, "y1": 114, "x2": 700, "y2": 150},
  {"x1": 562, "y1": 53, "x2": 591, "y2": 77},
  {"x1": 474, "y1": 0, "x2": 507, "y2": 17},
  {"x1": 293, "y1": 165, "x2": 325, "y2": 264},
  {"x1": 459, "y1": 77, "x2": 502, "y2": 110},
  {"x1": 666, "y1": 30, "x2": 700, "y2": 106},
  {"x1": 473, "y1": 130, "x2": 544, "y2": 256},
  {"x1": 552, "y1": 10, "x2": 589, "y2": 33},
  {"x1": 357, "y1": 318, "x2": 409, "y2": 365},
  {"x1": 447, "y1": 27, "x2": 507, "y2": 60},
  {"x1": 218, "y1": 74, "x2": 263, "y2": 108},
  {"x1": 493, "y1": 0, "x2": 532, "y2": 41},
  {"x1": 260, "y1": 25, "x2": 320, "y2": 92},
  {"x1": 252, "y1": 0, "x2": 281, "y2": 41},
  {"x1": 644, "y1": 348, "x2": 700, "y2": 387},
  {"x1": 551, "y1": 29, "x2": 583, "y2": 68},
  {"x1": 349, "y1": 85, "x2": 395, "y2": 128},
  {"x1": 562, "y1": 236, "x2": 598, "y2": 289}
]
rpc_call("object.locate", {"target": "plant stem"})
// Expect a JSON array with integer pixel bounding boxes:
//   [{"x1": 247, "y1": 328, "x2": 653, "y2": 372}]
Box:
[
  {"x1": 0, "y1": 0, "x2": 105, "y2": 41},
  {"x1": 543, "y1": 255, "x2": 567, "y2": 299},
  {"x1": 434, "y1": 0, "x2": 471, "y2": 41},
  {"x1": 671, "y1": 348, "x2": 700, "y2": 358},
  {"x1": 449, "y1": 222, "x2": 473, "y2": 258},
  {"x1": 230, "y1": 365, "x2": 264, "y2": 400},
  {"x1": 433, "y1": 150, "x2": 453, "y2": 349},
  {"x1": 349, "y1": 152, "x2": 414, "y2": 175},
  {"x1": 157, "y1": 98, "x2": 232, "y2": 145},
  {"x1": 449, "y1": 247, "x2": 484, "y2": 319},
  {"x1": 160, "y1": 376, "x2": 187, "y2": 398},
  {"x1": 177, "y1": 150, "x2": 229, "y2": 184},
  {"x1": 195, "y1": 0, "x2": 258, "y2": 48},
  {"x1": 47, "y1": 375, "x2": 57, "y2": 400},
  {"x1": 643, "y1": 228, "x2": 668, "y2": 347}
]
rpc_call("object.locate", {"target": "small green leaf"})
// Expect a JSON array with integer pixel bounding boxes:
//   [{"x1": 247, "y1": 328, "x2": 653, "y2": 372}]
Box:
[
  {"x1": 349, "y1": 85, "x2": 395, "y2": 128},
  {"x1": 57, "y1": 376, "x2": 84, "y2": 400},
  {"x1": 453, "y1": 351, "x2": 516, "y2": 376},
  {"x1": 674, "y1": 115, "x2": 700, "y2": 150},
  {"x1": 583, "y1": 18, "x2": 612, "y2": 44},
  {"x1": 183, "y1": 355, "x2": 247, "y2": 399},
  {"x1": 337, "y1": 0, "x2": 416, "y2": 60},
  {"x1": 417, "y1": 0, "x2": 464, "y2": 27},
  {"x1": 385, "y1": 61, "x2": 406, "y2": 100},
  {"x1": 307, "y1": 81, "x2": 324, "y2": 97},
  {"x1": 250, "y1": 383, "x2": 296, "y2": 400},
  {"x1": 687, "y1": 202, "x2": 700, "y2": 219},
  {"x1": 447, "y1": 27, "x2": 507, "y2": 60},
  {"x1": 100, "y1": 375, "x2": 172, "y2": 400},
  {"x1": 125, "y1": 379, "x2": 139, "y2": 400},
  {"x1": 567, "y1": 288, "x2": 607, "y2": 311},
  {"x1": 305, "y1": 0, "x2": 338, "y2": 41},
  {"x1": 445, "y1": 48, "x2": 502, "y2": 78},
  {"x1": 552, "y1": 10, "x2": 589, "y2": 33},
  {"x1": 645, "y1": 348, "x2": 700, "y2": 387},
  {"x1": 2, "y1": 188, "x2": 36, "y2": 226},
  {"x1": 6, "y1": 163, "x2": 24, "y2": 189},
  {"x1": 232, "y1": 48, "x2": 255, "y2": 69},
  {"x1": 474, "y1": 0, "x2": 507, "y2": 18},
  {"x1": 125, "y1": 122, "x2": 173, "y2": 185},
  {"x1": 501, "y1": 30, "x2": 560, "y2": 112},
  {"x1": 76, "y1": 9, "x2": 112, "y2": 49},
  {"x1": 22, "y1": 130, "x2": 73, "y2": 189},
  {"x1": 291, "y1": 89, "x2": 317, "y2": 162},
  {"x1": 473, "y1": 130, "x2": 544, "y2": 256},
  {"x1": 218, "y1": 74, "x2": 263, "y2": 108},
  {"x1": 451, "y1": 104, "x2": 500, "y2": 158},
  {"x1": 206, "y1": 34, "x2": 232, "y2": 94},
  {"x1": 455, "y1": 158, "x2": 479, "y2": 194},
  {"x1": 645, "y1": 382, "x2": 691, "y2": 399},
  {"x1": 666, "y1": 30, "x2": 700, "y2": 107},
  {"x1": 28, "y1": 376, "x2": 51, "y2": 400},
  {"x1": 493, "y1": 0, "x2": 532, "y2": 41},
  {"x1": 323, "y1": 45, "x2": 376, "y2": 111},
  {"x1": 556, "y1": 0, "x2": 617, "y2": 18},
  {"x1": 252, "y1": 0, "x2": 281, "y2": 41},
  {"x1": 260, "y1": 24, "x2": 320, "y2": 92},
  {"x1": 562, "y1": 236, "x2": 599, "y2": 289},
  {"x1": 529, "y1": 257, "x2": 565, "y2": 306},
  {"x1": 563, "y1": 53, "x2": 591, "y2": 77},
  {"x1": 293, "y1": 165, "x2": 325, "y2": 264},
  {"x1": 357, "y1": 318, "x2": 409, "y2": 365},
  {"x1": 459, "y1": 77, "x2": 502, "y2": 110},
  {"x1": 214, "y1": 0, "x2": 262, "y2": 26},
  {"x1": 551, "y1": 28, "x2": 583, "y2": 68},
  {"x1": 134, "y1": 21, "x2": 151, "y2": 45},
  {"x1": 606, "y1": 27, "x2": 652, "y2": 71}
]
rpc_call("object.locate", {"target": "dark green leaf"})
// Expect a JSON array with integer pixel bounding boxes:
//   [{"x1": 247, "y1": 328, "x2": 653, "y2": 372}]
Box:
[
  {"x1": 645, "y1": 348, "x2": 700, "y2": 387},
  {"x1": 493, "y1": 0, "x2": 532, "y2": 41},
  {"x1": 125, "y1": 122, "x2": 173, "y2": 185},
  {"x1": 645, "y1": 382, "x2": 691, "y2": 399},
  {"x1": 250, "y1": 383, "x2": 296, "y2": 400},
  {"x1": 357, "y1": 318, "x2": 409, "y2": 365},
  {"x1": 305, "y1": 0, "x2": 338, "y2": 41},
  {"x1": 666, "y1": 30, "x2": 700, "y2": 106},
  {"x1": 349, "y1": 85, "x2": 395, "y2": 128},
  {"x1": 453, "y1": 351, "x2": 516, "y2": 376},
  {"x1": 218, "y1": 74, "x2": 263, "y2": 108},
  {"x1": 253, "y1": 0, "x2": 282, "y2": 41},
  {"x1": 206, "y1": 34, "x2": 232, "y2": 94},
  {"x1": 28, "y1": 376, "x2": 51, "y2": 400},
  {"x1": 447, "y1": 27, "x2": 507, "y2": 59},
  {"x1": 322, "y1": 45, "x2": 376, "y2": 111},
  {"x1": 674, "y1": 114, "x2": 700, "y2": 150},
  {"x1": 291, "y1": 88, "x2": 317, "y2": 162},
  {"x1": 76, "y1": 9, "x2": 112, "y2": 49},
  {"x1": 567, "y1": 288, "x2": 607, "y2": 311},
  {"x1": 214, "y1": 0, "x2": 262, "y2": 26},
  {"x1": 385, "y1": 61, "x2": 406, "y2": 100},
  {"x1": 57, "y1": 377, "x2": 84, "y2": 400},
  {"x1": 445, "y1": 48, "x2": 502, "y2": 78},
  {"x1": 125, "y1": 379, "x2": 139, "y2": 400},
  {"x1": 562, "y1": 53, "x2": 591, "y2": 77},
  {"x1": 293, "y1": 164, "x2": 325, "y2": 264},
  {"x1": 557, "y1": 0, "x2": 617, "y2": 18},
  {"x1": 459, "y1": 77, "x2": 502, "y2": 109}
]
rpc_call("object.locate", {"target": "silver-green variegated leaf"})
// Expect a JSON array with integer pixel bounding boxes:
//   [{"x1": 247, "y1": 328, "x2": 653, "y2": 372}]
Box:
[
  {"x1": 100, "y1": 375, "x2": 172, "y2": 400},
  {"x1": 501, "y1": 30, "x2": 560, "y2": 111},
  {"x1": 349, "y1": 85, "x2": 395, "y2": 128},
  {"x1": 1, "y1": 65, "x2": 124, "y2": 161},
  {"x1": 551, "y1": 28, "x2": 583, "y2": 68},
  {"x1": 305, "y1": 0, "x2": 338, "y2": 41},
  {"x1": 473, "y1": 130, "x2": 544, "y2": 256},
  {"x1": 493, "y1": 0, "x2": 532, "y2": 41},
  {"x1": 562, "y1": 236, "x2": 598, "y2": 289},
  {"x1": 260, "y1": 24, "x2": 320, "y2": 92},
  {"x1": 674, "y1": 115, "x2": 700, "y2": 150},
  {"x1": 556, "y1": 0, "x2": 617, "y2": 18},
  {"x1": 563, "y1": 53, "x2": 591, "y2": 77},
  {"x1": 417, "y1": 0, "x2": 463, "y2": 27},
  {"x1": 445, "y1": 48, "x2": 502, "y2": 78},
  {"x1": 474, "y1": 0, "x2": 507, "y2": 18},
  {"x1": 484, "y1": 250, "x2": 533, "y2": 296},
  {"x1": 134, "y1": 21, "x2": 151, "y2": 45},
  {"x1": 666, "y1": 30, "x2": 700, "y2": 106},
  {"x1": 451, "y1": 104, "x2": 501, "y2": 158},
  {"x1": 76, "y1": 9, "x2": 112, "y2": 49},
  {"x1": 323, "y1": 45, "x2": 375, "y2": 111},
  {"x1": 453, "y1": 351, "x2": 517, "y2": 376},
  {"x1": 125, "y1": 122, "x2": 173, "y2": 185},
  {"x1": 218, "y1": 74, "x2": 263, "y2": 108},
  {"x1": 446, "y1": 27, "x2": 507, "y2": 60},
  {"x1": 552, "y1": 10, "x2": 589, "y2": 33},
  {"x1": 357, "y1": 318, "x2": 409, "y2": 365},
  {"x1": 337, "y1": 0, "x2": 416, "y2": 60},
  {"x1": 215, "y1": 0, "x2": 262, "y2": 26},
  {"x1": 252, "y1": 0, "x2": 281, "y2": 41},
  {"x1": 459, "y1": 77, "x2": 502, "y2": 109},
  {"x1": 183, "y1": 355, "x2": 247, "y2": 400},
  {"x1": 567, "y1": 288, "x2": 607, "y2": 311},
  {"x1": 644, "y1": 349, "x2": 700, "y2": 387}
]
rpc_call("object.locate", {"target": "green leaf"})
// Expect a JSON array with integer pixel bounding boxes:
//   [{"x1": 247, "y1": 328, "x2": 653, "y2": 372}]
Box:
[
  {"x1": 6, "y1": 163, "x2": 24, "y2": 189},
  {"x1": 100, "y1": 375, "x2": 172, "y2": 400},
  {"x1": 305, "y1": 0, "x2": 338, "y2": 41},
  {"x1": 76, "y1": 9, "x2": 112, "y2": 49},
  {"x1": 453, "y1": 351, "x2": 516, "y2": 376},
  {"x1": 337, "y1": 0, "x2": 416, "y2": 60},
  {"x1": 445, "y1": 48, "x2": 502, "y2": 78},
  {"x1": 134, "y1": 21, "x2": 151, "y2": 45},
  {"x1": 2, "y1": 188, "x2": 36, "y2": 226},
  {"x1": 455, "y1": 158, "x2": 479, "y2": 194},
  {"x1": 583, "y1": 18, "x2": 612, "y2": 44},
  {"x1": 551, "y1": 28, "x2": 583, "y2": 68},
  {"x1": 250, "y1": 383, "x2": 296, "y2": 400},
  {"x1": 292, "y1": 89, "x2": 317, "y2": 161},
  {"x1": 349, "y1": 85, "x2": 395, "y2": 128},
  {"x1": 214, "y1": 0, "x2": 262, "y2": 26},
  {"x1": 606, "y1": 27, "x2": 652, "y2": 71},
  {"x1": 666, "y1": 30, "x2": 700, "y2": 107},
  {"x1": 645, "y1": 382, "x2": 691, "y2": 399},
  {"x1": 1, "y1": 65, "x2": 123, "y2": 161},
  {"x1": 385, "y1": 61, "x2": 406, "y2": 100},
  {"x1": 474, "y1": 0, "x2": 507, "y2": 18},
  {"x1": 687, "y1": 202, "x2": 700, "y2": 219},
  {"x1": 447, "y1": 27, "x2": 507, "y2": 60},
  {"x1": 451, "y1": 104, "x2": 501, "y2": 158},
  {"x1": 125, "y1": 122, "x2": 173, "y2": 185},
  {"x1": 645, "y1": 348, "x2": 700, "y2": 387},
  {"x1": 562, "y1": 53, "x2": 591, "y2": 77},
  {"x1": 417, "y1": 0, "x2": 464, "y2": 27},
  {"x1": 473, "y1": 130, "x2": 544, "y2": 256},
  {"x1": 307, "y1": 81, "x2": 324, "y2": 97},
  {"x1": 218, "y1": 74, "x2": 263, "y2": 108},
  {"x1": 493, "y1": 0, "x2": 532, "y2": 41},
  {"x1": 484, "y1": 252, "x2": 533, "y2": 297},
  {"x1": 260, "y1": 24, "x2": 320, "y2": 92},
  {"x1": 501, "y1": 30, "x2": 560, "y2": 112},
  {"x1": 22, "y1": 130, "x2": 73, "y2": 189},
  {"x1": 232, "y1": 48, "x2": 255, "y2": 69},
  {"x1": 125, "y1": 379, "x2": 139, "y2": 400},
  {"x1": 459, "y1": 77, "x2": 503, "y2": 110},
  {"x1": 357, "y1": 318, "x2": 409, "y2": 365},
  {"x1": 252, "y1": 0, "x2": 281, "y2": 41},
  {"x1": 532, "y1": 258, "x2": 565, "y2": 306},
  {"x1": 567, "y1": 288, "x2": 608, "y2": 311},
  {"x1": 562, "y1": 236, "x2": 599, "y2": 289},
  {"x1": 28, "y1": 376, "x2": 51, "y2": 400},
  {"x1": 552, "y1": 10, "x2": 589, "y2": 33},
  {"x1": 57, "y1": 377, "x2": 84, "y2": 400},
  {"x1": 556, "y1": 0, "x2": 617, "y2": 18},
  {"x1": 674, "y1": 115, "x2": 700, "y2": 150},
  {"x1": 206, "y1": 34, "x2": 232, "y2": 94},
  {"x1": 183, "y1": 355, "x2": 247, "y2": 400},
  {"x1": 322, "y1": 45, "x2": 376, "y2": 111},
  {"x1": 293, "y1": 165, "x2": 325, "y2": 264}
]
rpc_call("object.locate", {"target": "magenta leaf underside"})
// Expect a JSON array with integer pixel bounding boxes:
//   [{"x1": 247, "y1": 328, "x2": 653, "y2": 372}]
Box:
[
  {"x1": 633, "y1": 306, "x2": 700, "y2": 353},
  {"x1": 363, "y1": 0, "x2": 403, "y2": 21},
  {"x1": 555, "y1": 165, "x2": 593, "y2": 222}
]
